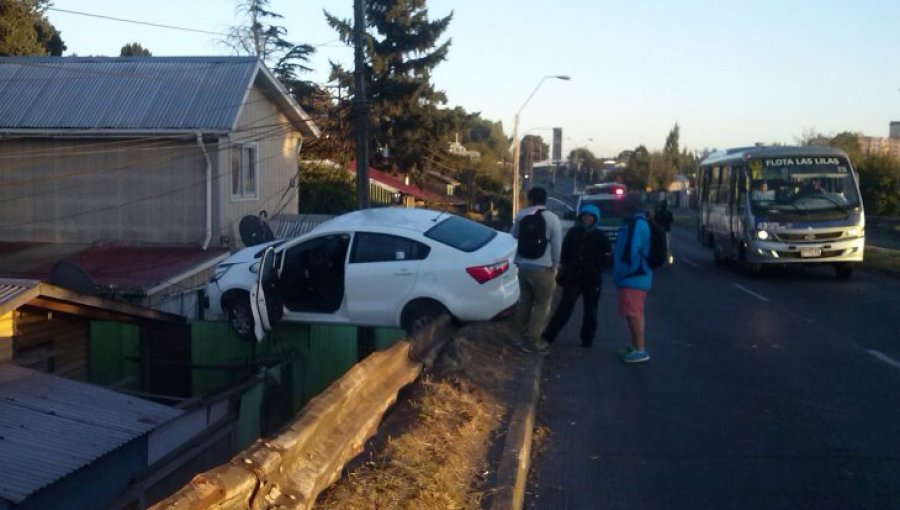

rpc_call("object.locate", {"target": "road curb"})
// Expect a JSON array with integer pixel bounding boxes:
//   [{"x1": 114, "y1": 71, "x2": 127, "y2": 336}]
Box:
[{"x1": 490, "y1": 353, "x2": 544, "y2": 510}]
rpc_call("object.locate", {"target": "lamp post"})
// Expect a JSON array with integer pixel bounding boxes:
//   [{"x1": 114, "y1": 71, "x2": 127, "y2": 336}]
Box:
[{"x1": 512, "y1": 75, "x2": 571, "y2": 216}]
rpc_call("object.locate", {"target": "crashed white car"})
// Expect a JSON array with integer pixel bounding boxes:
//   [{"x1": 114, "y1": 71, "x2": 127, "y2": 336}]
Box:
[{"x1": 206, "y1": 208, "x2": 519, "y2": 340}]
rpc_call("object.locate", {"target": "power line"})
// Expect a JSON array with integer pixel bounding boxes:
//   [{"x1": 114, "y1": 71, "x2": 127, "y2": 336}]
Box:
[
  {"x1": 46, "y1": 7, "x2": 345, "y2": 47},
  {"x1": 48, "y1": 7, "x2": 228, "y2": 36}
]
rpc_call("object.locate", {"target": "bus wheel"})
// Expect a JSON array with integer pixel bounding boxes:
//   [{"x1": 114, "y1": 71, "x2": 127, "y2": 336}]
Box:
[
  {"x1": 711, "y1": 237, "x2": 727, "y2": 265},
  {"x1": 834, "y1": 263, "x2": 854, "y2": 280},
  {"x1": 738, "y1": 245, "x2": 763, "y2": 277}
]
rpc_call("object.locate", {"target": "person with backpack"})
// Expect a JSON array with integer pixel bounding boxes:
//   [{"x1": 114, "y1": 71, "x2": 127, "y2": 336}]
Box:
[
  {"x1": 541, "y1": 204, "x2": 611, "y2": 348},
  {"x1": 654, "y1": 200, "x2": 674, "y2": 264},
  {"x1": 511, "y1": 187, "x2": 562, "y2": 355},
  {"x1": 613, "y1": 193, "x2": 654, "y2": 363}
]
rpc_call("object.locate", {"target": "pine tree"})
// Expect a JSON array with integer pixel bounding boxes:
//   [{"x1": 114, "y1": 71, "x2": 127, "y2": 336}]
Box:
[
  {"x1": 326, "y1": 0, "x2": 453, "y2": 176},
  {"x1": 0, "y1": 0, "x2": 65, "y2": 56},
  {"x1": 225, "y1": 0, "x2": 315, "y2": 103}
]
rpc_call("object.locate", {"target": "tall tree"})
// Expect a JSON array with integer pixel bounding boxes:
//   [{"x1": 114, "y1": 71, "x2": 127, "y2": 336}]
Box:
[
  {"x1": 625, "y1": 145, "x2": 651, "y2": 190},
  {"x1": 326, "y1": 0, "x2": 453, "y2": 176},
  {"x1": 663, "y1": 123, "x2": 680, "y2": 169},
  {"x1": 0, "y1": 0, "x2": 65, "y2": 56},
  {"x1": 120, "y1": 42, "x2": 151, "y2": 56},
  {"x1": 225, "y1": 0, "x2": 315, "y2": 100}
]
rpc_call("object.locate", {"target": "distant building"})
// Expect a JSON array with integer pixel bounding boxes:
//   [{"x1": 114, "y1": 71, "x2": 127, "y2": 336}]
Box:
[{"x1": 858, "y1": 122, "x2": 900, "y2": 160}]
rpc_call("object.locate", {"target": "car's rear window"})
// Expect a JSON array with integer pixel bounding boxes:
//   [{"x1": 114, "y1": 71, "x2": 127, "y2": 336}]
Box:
[{"x1": 425, "y1": 215, "x2": 497, "y2": 252}]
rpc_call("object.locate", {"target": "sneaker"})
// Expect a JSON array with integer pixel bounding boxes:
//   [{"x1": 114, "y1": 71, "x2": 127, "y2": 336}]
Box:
[
  {"x1": 513, "y1": 339, "x2": 534, "y2": 354},
  {"x1": 534, "y1": 339, "x2": 551, "y2": 355},
  {"x1": 617, "y1": 345, "x2": 636, "y2": 356},
  {"x1": 622, "y1": 349, "x2": 650, "y2": 363}
]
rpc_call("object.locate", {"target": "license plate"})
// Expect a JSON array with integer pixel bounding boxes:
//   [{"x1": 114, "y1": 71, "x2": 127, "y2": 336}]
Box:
[{"x1": 800, "y1": 247, "x2": 822, "y2": 258}]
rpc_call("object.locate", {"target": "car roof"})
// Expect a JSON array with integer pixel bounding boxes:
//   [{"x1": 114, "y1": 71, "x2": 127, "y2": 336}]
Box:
[{"x1": 318, "y1": 207, "x2": 450, "y2": 234}]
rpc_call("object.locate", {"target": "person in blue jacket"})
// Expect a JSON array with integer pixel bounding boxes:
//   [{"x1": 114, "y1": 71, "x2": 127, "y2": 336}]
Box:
[{"x1": 613, "y1": 193, "x2": 653, "y2": 363}]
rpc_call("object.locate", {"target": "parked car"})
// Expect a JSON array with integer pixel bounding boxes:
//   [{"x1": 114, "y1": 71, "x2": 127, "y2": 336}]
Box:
[{"x1": 206, "y1": 208, "x2": 519, "y2": 341}]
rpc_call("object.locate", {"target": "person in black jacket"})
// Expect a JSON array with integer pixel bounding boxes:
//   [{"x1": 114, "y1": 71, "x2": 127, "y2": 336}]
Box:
[
  {"x1": 654, "y1": 200, "x2": 675, "y2": 264},
  {"x1": 541, "y1": 204, "x2": 612, "y2": 347}
]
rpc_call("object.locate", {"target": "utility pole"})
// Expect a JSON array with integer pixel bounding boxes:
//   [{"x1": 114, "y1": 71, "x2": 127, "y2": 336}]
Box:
[{"x1": 353, "y1": 0, "x2": 370, "y2": 209}]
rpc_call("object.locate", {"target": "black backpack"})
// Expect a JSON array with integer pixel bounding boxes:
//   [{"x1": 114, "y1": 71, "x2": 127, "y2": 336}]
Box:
[
  {"x1": 622, "y1": 216, "x2": 667, "y2": 270},
  {"x1": 517, "y1": 208, "x2": 548, "y2": 259}
]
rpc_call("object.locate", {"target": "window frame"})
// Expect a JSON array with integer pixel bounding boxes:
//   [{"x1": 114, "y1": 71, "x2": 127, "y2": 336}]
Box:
[{"x1": 231, "y1": 143, "x2": 259, "y2": 201}]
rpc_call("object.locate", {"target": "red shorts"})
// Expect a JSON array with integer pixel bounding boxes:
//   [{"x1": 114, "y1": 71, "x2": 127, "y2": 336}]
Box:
[{"x1": 617, "y1": 288, "x2": 647, "y2": 317}]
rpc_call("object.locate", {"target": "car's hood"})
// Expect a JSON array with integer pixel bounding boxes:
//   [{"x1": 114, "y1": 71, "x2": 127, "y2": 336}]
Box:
[{"x1": 222, "y1": 240, "x2": 285, "y2": 265}]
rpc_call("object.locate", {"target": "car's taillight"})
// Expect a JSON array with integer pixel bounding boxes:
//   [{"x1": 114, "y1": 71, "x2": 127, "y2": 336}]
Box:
[{"x1": 466, "y1": 260, "x2": 509, "y2": 284}]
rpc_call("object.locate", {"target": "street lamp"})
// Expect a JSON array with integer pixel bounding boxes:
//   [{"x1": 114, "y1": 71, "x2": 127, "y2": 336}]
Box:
[{"x1": 512, "y1": 75, "x2": 571, "y2": 216}]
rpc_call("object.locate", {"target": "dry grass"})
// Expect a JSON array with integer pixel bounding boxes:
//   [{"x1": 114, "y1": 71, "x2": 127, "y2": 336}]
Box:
[{"x1": 316, "y1": 322, "x2": 522, "y2": 510}]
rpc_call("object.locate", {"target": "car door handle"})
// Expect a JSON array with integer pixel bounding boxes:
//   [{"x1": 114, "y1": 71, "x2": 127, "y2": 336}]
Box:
[{"x1": 395, "y1": 269, "x2": 414, "y2": 276}]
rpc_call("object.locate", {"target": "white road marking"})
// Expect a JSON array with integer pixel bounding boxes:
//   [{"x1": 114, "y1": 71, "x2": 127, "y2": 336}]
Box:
[
  {"x1": 679, "y1": 257, "x2": 699, "y2": 267},
  {"x1": 732, "y1": 283, "x2": 770, "y2": 302},
  {"x1": 866, "y1": 349, "x2": 900, "y2": 370}
]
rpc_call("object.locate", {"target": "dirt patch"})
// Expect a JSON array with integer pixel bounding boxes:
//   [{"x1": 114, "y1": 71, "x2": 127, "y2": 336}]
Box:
[{"x1": 315, "y1": 319, "x2": 529, "y2": 509}]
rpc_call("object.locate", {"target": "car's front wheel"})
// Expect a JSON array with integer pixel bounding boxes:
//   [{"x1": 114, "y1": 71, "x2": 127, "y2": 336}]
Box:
[
  {"x1": 401, "y1": 299, "x2": 449, "y2": 335},
  {"x1": 223, "y1": 291, "x2": 255, "y2": 340}
]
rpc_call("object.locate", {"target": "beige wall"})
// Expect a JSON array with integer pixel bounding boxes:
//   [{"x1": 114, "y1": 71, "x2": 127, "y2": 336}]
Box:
[
  {"x1": 0, "y1": 85, "x2": 304, "y2": 248},
  {"x1": 0, "y1": 137, "x2": 210, "y2": 244},
  {"x1": 215, "y1": 87, "x2": 302, "y2": 248}
]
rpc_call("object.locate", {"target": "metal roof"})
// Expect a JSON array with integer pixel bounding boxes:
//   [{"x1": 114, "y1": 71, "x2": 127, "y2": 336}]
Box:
[
  {"x1": 0, "y1": 363, "x2": 183, "y2": 504},
  {"x1": 269, "y1": 214, "x2": 334, "y2": 240},
  {"x1": 0, "y1": 278, "x2": 187, "y2": 323},
  {"x1": 0, "y1": 56, "x2": 318, "y2": 137}
]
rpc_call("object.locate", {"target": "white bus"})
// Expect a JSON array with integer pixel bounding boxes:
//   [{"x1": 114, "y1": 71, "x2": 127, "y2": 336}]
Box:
[{"x1": 696, "y1": 146, "x2": 865, "y2": 279}]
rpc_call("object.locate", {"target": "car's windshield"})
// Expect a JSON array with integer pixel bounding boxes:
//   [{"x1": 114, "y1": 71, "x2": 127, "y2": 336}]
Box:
[
  {"x1": 747, "y1": 156, "x2": 861, "y2": 220},
  {"x1": 425, "y1": 215, "x2": 497, "y2": 252},
  {"x1": 579, "y1": 197, "x2": 628, "y2": 227}
]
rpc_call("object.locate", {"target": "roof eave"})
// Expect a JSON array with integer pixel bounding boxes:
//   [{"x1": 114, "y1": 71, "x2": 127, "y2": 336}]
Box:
[
  {"x1": 0, "y1": 128, "x2": 229, "y2": 138},
  {"x1": 251, "y1": 61, "x2": 321, "y2": 139}
]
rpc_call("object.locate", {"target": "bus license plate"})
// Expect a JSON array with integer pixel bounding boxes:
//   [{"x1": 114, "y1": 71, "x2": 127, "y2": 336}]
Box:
[{"x1": 800, "y1": 247, "x2": 822, "y2": 258}]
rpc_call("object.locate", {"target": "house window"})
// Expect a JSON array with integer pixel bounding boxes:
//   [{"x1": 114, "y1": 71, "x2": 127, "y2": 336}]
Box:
[{"x1": 232, "y1": 144, "x2": 258, "y2": 199}]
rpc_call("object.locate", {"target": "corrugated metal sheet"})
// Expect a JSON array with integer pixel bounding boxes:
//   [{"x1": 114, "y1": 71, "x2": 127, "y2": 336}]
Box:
[
  {"x1": 0, "y1": 280, "x2": 39, "y2": 315},
  {"x1": 0, "y1": 57, "x2": 258, "y2": 131},
  {"x1": 0, "y1": 363, "x2": 183, "y2": 504},
  {"x1": 269, "y1": 214, "x2": 334, "y2": 239}
]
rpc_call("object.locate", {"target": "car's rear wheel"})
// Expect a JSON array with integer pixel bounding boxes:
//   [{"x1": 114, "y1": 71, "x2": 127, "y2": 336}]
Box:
[
  {"x1": 401, "y1": 299, "x2": 449, "y2": 335},
  {"x1": 223, "y1": 291, "x2": 255, "y2": 340}
]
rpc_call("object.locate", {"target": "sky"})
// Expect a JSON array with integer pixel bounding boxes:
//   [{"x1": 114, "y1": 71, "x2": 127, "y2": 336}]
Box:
[{"x1": 46, "y1": 0, "x2": 900, "y2": 158}]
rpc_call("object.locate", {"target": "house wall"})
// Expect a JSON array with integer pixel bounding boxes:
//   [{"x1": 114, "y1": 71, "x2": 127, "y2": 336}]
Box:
[
  {"x1": 216, "y1": 87, "x2": 302, "y2": 248},
  {"x1": 0, "y1": 137, "x2": 209, "y2": 245},
  {"x1": 13, "y1": 308, "x2": 89, "y2": 380}
]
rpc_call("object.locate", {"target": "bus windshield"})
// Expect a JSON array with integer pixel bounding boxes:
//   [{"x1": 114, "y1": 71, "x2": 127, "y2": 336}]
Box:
[{"x1": 747, "y1": 156, "x2": 861, "y2": 219}]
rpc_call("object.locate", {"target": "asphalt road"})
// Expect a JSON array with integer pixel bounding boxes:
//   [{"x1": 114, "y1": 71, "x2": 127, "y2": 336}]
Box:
[{"x1": 529, "y1": 224, "x2": 900, "y2": 509}]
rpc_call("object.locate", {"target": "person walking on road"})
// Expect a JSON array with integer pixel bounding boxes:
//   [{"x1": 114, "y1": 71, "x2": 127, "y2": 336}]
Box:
[
  {"x1": 541, "y1": 204, "x2": 611, "y2": 348},
  {"x1": 614, "y1": 193, "x2": 653, "y2": 363},
  {"x1": 654, "y1": 200, "x2": 674, "y2": 264},
  {"x1": 512, "y1": 187, "x2": 562, "y2": 355}
]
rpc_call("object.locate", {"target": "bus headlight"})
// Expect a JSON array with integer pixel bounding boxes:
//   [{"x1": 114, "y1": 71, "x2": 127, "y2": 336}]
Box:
[
  {"x1": 846, "y1": 227, "x2": 862, "y2": 237},
  {"x1": 756, "y1": 230, "x2": 770, "y2": 240}
]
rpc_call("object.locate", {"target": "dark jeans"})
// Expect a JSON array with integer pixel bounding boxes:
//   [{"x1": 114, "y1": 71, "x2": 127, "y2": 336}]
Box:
[{"x1": 543, "y1": 283, "x2": 601, "y2": 346}]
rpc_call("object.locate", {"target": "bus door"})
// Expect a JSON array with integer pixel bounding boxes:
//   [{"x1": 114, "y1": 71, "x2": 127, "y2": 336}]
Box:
[{"x1": 729, "y1": 164, "x2": 746, "y2": 252}]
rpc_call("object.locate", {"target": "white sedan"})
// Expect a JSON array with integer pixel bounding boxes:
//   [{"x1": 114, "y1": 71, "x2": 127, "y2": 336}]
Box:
[{"x1": 205, "y1": 208, "x2": 519, "y2": 341}]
